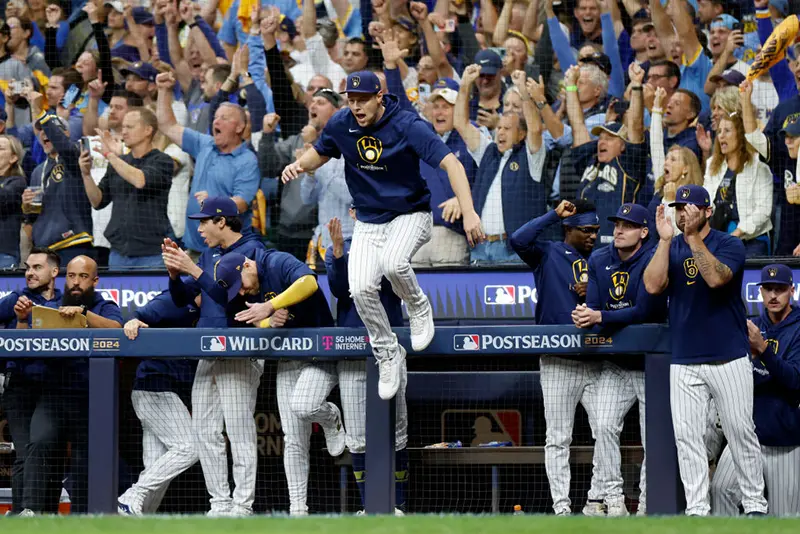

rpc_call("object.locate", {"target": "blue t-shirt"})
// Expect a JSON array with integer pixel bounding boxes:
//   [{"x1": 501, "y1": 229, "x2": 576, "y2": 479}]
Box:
[
  {"x1": 219, "y1": 0, "x2": 302, "y2": 46},
  {"x1": 667, "y1": 229, "x2": 747, "y2": 363},
  {"x1": 314, "y1": 95, "x2": 452, "y2": 224},
  {"x1": 679, "y1": 48, "x2": 713, "y2": 114},
  {"x1": 249, "y1": 248, "x2": 334, "y2": 328}
]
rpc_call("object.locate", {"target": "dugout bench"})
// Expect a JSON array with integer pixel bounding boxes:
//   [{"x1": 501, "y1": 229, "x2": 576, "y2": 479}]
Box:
[{"x1": 0, "y1": 325, "x2": 680, "y2": 515}]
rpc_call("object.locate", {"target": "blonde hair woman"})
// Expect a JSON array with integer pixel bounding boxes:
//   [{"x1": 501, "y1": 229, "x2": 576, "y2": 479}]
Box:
[
  {"x1": 649, "y1": 88, "x2": 704, "y2": 235},
  {"x1": 0, "y1": 135, "x2": 28, "y2": 268}
]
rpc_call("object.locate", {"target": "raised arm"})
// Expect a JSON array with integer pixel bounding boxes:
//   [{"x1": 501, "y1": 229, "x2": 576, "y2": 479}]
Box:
[
  {"x1": 165, "y1": 4, "x2": 193, "y2": 93},
  {"x1": 492, "y1": 0, "x2": 514, "y2": 46},
  {"x1": 155, "y1": 72, "x2": 185, "y2": 147},
  {"x1": 666, "y1": 0, "x2": 700, "y2": 63},
  {"x1": 528, "y1": 74, "x2": 564, "y2": 139},
  {"x1": 564, "y1": 66, "x2": 591, "y2": 147},
  {"x1": 626, "y1": 62, "x2": 645, "y2": 144},
  {"x1": 515, "y1": 71, "x2": 543, "y2": 152},
  {"x1": 453, "y1": 64, "x2": 484, "y2": 152},
  {"x1": 644, "y1": 205, "x2": 673, "y2": 294},
  {"x1": 521, "y1": 0, "x2": 541, "y2": 43},
  {"x1": 650, "y1": 87, "x2": 666, "y2": 177},
  {"x1": 415, "y1": 5, "x2": 455, "y2": 79},
  {"x1": 704, "y1": 30, "x2": 742, "y2": 96},
  {"x1": 600, "y1": 9, "x2": 624, "y2": 98}
]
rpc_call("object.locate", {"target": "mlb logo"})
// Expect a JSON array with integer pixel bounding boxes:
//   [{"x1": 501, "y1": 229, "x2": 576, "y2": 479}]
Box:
[
  {"x1": 201, "y1": 336, "x2": 227, "y2": 352},
  {"x1": 99, "y1": 288, "x2": 120, "y2": 306},
  {"x1": 454, "y1": 335, "x2": 480, "y2": 351},
  {"x1": 484, "y1": 285, "x2": 515, "y2": 305}
]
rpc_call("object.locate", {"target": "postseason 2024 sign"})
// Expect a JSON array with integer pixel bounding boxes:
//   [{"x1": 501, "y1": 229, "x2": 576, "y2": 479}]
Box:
[{"x1": 0, "y1": 268, "x2": 790, "y2": 322}]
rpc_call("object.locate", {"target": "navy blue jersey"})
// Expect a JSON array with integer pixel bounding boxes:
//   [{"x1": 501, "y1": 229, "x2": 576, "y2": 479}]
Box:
[
  {"x1": 244, "y1": 248, "x2": 334, "y2": 328},
  {"x1": 313, "y1": 94, "x2": 452, "y2": 224},
  {"x1": 752, "y1": 306, "x2": 800, "y2": 447},
  {"x1": 510, "y1": 210, "x2": 591, "y2": 325},
  {"x1": 576, "y1": 141, "x2": 647, "y2": 243},
  {"x1": 325, "y1": 240, "x2": 403, "y2": 328},
  {"x1": 667, "y1": 230, "x2": 748, "y2": 364},
  {"x1": 0, "y1": 287, "x2": 63, "y2": 381},
  {"x1": 133, "y1": 291, "x2": 199, "y2": 404}
]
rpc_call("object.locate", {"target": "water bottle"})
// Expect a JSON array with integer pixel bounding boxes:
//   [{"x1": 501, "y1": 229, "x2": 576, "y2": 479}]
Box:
[{"x1": 513, "y1": 505, "x2": 524, "y2": 516}]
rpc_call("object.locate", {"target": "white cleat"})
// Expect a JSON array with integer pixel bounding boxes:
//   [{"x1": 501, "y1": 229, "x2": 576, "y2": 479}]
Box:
[
  {"x1": 636, "y1": 503, "x2": 646, "y2": 516},
  {"x1": 378, "y1": 346, "x2": 406, "y2": 400},
  {"x1": 18, "y1": 509, "x2": 36, "y2": 517},
  {"x1": 289, "y1": 509, "x2": 309, "y2": 517},
  {"x1": 117, "y1": 500, "x2": 143, "y2": 516},
  {"x1": 606, "y1": 500, "x2": 629, "y2": 517},
  {"x1": 582, "y1": 501, "x2": 606, "y2": 516},
  {"x1": 323, "y1": 403, "x2": 346, "y2": 457},
  {"x1": 394, "y1": 508, "x2": 405, "y2": 516},
  {"x1": 555, "y1": 508, "x2": 571, "y2": 516},
  {"x1": 206, "y1": 508, "x2": 231, "y2": 518},
  {"x1": 409, "y1": 298, "x2": 434, "y2": 352}
]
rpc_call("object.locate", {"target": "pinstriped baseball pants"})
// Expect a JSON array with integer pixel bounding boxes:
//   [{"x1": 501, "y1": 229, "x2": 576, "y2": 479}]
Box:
[
  {"x1": 348, "y1": 212, "x2": 432, "y2": 359},
  {"x1": 670, "y1": 357, "x2": 768, "y2": 515}
]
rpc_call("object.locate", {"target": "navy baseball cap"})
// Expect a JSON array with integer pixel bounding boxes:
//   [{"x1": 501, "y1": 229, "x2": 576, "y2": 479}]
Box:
[
  {"x1": 591, "y1": 122, "x2": 627, "y2": 139},
  {"x1": 279, "y1": 15, "x2": 298, "y2": 40},
  {"x1": 0, "y1": 109, "x2": 7, "y2": 122},
  {"x1": 342, "y1": 71, "x2": 381, "y2": 94},
  {"x1": 669, "y1": 184, "x2": 711, "y2": 207},
  {"x1": 475, "y1": 50, "x2": 503, "y2": 76},
  {"x1": 757, "y1": 264, "x2": 793, "y2": 286},
  {"x1": 579, "y1": 52, "x2": 612, "y2": 76},
  {"x1": 188, "y1": 197, "x2": 239, "y2": 219},
  {"x1": 214, "y1": 253, "x2": 247, "y2": 302},
  {"x1": 780, "y1": 115, "x2": 800, "y2": 138},
  {"x1": 608, "y1": 203, "x2": 649, "y2": 227},
  {"x1": 131, "y1": 6, "x2": 154, "y2": 25},
  {"x1": 120, "y1": 61, "x2": 158, "y2": 82},
  {"x1": 710, "y1": 69, "x2": 746, "y2": 87}
]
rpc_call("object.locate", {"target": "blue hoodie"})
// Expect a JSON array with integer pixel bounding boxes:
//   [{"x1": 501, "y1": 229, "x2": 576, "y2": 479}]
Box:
[
  {"x1": 752, "y1": 306, "x2": 800, "y2": 447},
  {"x1": 0, "y1": 287, "x2": 63, "y2": 381},
  {"x1": 325, "y1": 240, "x2": 403, "y2": 328},
  {"x1": 169, "y1": 229, "x2": 265, "y2": 327},
  {"x1": 313, "y1": 94, "x2": 452, "y2": 224},
  {"x1": 133, "y1": 291, "x2": 199, "y2": 406}
]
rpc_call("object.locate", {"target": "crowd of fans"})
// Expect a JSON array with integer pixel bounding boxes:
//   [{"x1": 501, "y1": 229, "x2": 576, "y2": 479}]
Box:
[{"x1": 0, "y1": 0, "x2": 799, "y2": 270}]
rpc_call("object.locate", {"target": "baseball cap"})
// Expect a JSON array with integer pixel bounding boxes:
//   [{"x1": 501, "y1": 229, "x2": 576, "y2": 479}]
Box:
[
  {"x1": 131, "y1": 6, "x2": 154, "y2": 26},
  {"x1": 579, "y1": 52, "x2": 612, "y2": 76},
  {"x1": 710, "y1": 14, "x2": 739, "y2": 31},
  {"x1": 769, "y1": 0, "x2": 789, "y2": 16},
  {"x1": 0, "y1": 109, "x2": 7, "y2": 122},
  {"x1": 214, "y1": 253, "x2": 247, "y2": 302},
  {"x1": 342, "y1": 71, "x2": 381, "y2": 94},
  {"x1": 430, "y1": 77, "x2": 459, "y2": 105},
  {"x1": 394, "y1": 17, "x2": 417, "y2": 33},
  {"x1": 669, "y1": 184, "x2": 711, "y2": 207},
  {"x1": 188, "y1": 197, "x2": 239, "y2": 220},
  {"x1": 314, "y1": 88, "x2": 343, "y2": 107},
  {"x1": 120, "y1": 61, "x2": 158, "y2": 83},
  {"x1": 279, "y1": 15, "x2": 298, "y2": 40},
  {"x1": 474, "y1": 50, "x2": 503, "y2": 76},
  {"x1": 104, "y1": 0, "x2": 124, "y2": 12},
  {"x1": 709, "y1": 69, "x2": 746, "y2": 87},
  {"x1": 34, "y1": 113, "x2": 69, "y2": 134},
  {"x1": 608, "y1": 203, "x2": 649, "y2": 227},
  {"x1": 780, "y1": 115, "x2": 800, "y2": 138},
  {"x1": 591, "y1": 122, "x2": 627, "y2": 140},
  {"x1": 757, "y1": 264, "x2": 793, "y2": 286}
]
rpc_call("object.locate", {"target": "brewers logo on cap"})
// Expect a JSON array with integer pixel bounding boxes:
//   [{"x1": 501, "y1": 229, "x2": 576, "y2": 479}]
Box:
[
  {"x1": 680, "y1": 187, "x2": 691, "y2": 199},
  {"x1": 769, "y1": 267, "x2": 778, "y2": 277},
  {"x1": 352, "y1": 76, "x2": 361, "y2": 88},
  {"x1": 621, "y1": 205, "x2": 630, "y2": 214}
]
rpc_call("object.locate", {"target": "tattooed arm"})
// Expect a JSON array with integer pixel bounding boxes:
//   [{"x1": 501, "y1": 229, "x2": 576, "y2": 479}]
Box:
[{"x1": 686, "y1": 235, "x2": 734, "y2": 288}]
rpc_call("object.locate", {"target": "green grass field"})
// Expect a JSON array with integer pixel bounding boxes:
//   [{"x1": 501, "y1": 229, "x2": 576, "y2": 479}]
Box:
[{"x1": 4, "y1": 515, "x2": 800, "y2": 534}]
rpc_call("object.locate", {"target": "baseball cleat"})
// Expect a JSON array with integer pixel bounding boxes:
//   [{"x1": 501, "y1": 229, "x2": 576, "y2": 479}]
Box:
[
  {"x1": 394, "y1": 508, "x2": 405, "y2": 516},
  {"x1": 409, "y1": 298, "x2": 434, "y2": 352},
  {"x1": 378, "y1": 346, "x2": 406, "y2": 400},
  {"x1": 323, "y1": 403, "x2": 347, "y2": 456},
  {"x1": 18, "y1": 509, "x2": 36, "y2": 517},
  {"x1": 636, "y1": 503, "x2": 646, "y2": 516},
  {"x1": 554, "y1": 508, "x2": 571, "y2": 516},
  {"x1": 582, "y1": 501, "x2": 606, "y2": 516},
  {"x1": 606, "y1": 500, "x2": 629, "y2": 517}
]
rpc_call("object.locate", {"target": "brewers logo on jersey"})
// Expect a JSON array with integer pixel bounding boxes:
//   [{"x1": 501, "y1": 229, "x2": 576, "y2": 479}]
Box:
[
  {"x1": 610, "y1": 271, "x2": 629, "y2": 300},
  {"x1": 572, "y1": 259, "x2": 589, "y2": 284},
  {"x1": 684, "y1": 258, "x2": 698, "y2": 283},
  {"x1": 357, "y1": 136, "x2": 385, "y2": 170}
]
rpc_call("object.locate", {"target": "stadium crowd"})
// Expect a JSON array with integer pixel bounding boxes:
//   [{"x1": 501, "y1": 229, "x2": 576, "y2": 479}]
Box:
[{"x1": 0, "y1": 0, "x2": 799, "y2": 520}]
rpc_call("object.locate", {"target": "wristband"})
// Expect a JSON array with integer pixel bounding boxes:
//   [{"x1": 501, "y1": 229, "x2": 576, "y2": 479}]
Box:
[
  {"x1": 631, "y1": 85, "x2": 643, "y2": 91},
  {"x1": 652, "y1": 108, "x2": 663, "y2": 114},
  {"x1": 565, "y1": 85, "x2": 578, "y2": 92},
  {"x1": 535, "y1": 101, "x2": 546, "y2": 110}
]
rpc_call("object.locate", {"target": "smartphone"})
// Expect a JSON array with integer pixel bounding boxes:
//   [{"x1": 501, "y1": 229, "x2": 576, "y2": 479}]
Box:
[
  {"x1": 418, "y1": 83, "x2": 431, "y2": 102},
  {"x1": 62, "y1": 84, "x2": 80, "y2": 108},
  {"x1": 81, "y1": 137, "x2": 92, "y2": 154},
  {"x1": 732, "y1": 22, "x2": 743, "y2": 32}
]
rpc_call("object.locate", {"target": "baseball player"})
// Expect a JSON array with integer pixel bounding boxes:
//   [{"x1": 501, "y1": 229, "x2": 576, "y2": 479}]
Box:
[
  {"x1": 281, "y1": 70, "x2": 485, "y2": 401},
  {"x1": 711, "y1": 264, "x2": 800, "y2": 516},
  {"x1": 223, "y1": 250, "x2": 345, "y2": 516},
  {"x1": 572, "y1": 204, "x2": 667, "y2": 516},
  {"x1": 0, "y1": 248, "x2": 63, "y2": 515},
  {"x1": 161, "y1": 197, "x2": 265, "y2": 516},
  {"x1": 117, "y1": 291, "x2": 200, "y2": 515},
  {"x1": 643, "y1": 184, "x2": 768, "y2": 516},
  {"x1": 509, "y1": 199, "x2": 602, "y2": 516},
  {"x1": 326, "y1": 214, "x2": 409, "y2": 515}
]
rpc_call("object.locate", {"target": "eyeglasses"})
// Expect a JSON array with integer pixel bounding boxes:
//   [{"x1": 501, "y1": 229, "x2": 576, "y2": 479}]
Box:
[
  {"x1": 575, "y1": 226, "x2": 600, "y2": 234},
  {"x1": 646, "y1": 73, "x2": 669, "y2": 80}
]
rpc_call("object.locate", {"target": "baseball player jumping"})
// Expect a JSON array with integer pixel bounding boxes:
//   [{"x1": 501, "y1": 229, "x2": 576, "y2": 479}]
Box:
[
  {"x1": 712, "y1": 264, "x2": 800, "y2": 516},
  {"x1": 644, "y1": 184, "x2": 768, "y2": 516},
  {"x1": 281, "y1": 71, "x2": 484, "y2": 400},
  {"x1": 326, "y1": 214, "x2": 409, "y2": 515},
  {"x1": 223, "y1": 250, "x2": 345, "y2": 516}
]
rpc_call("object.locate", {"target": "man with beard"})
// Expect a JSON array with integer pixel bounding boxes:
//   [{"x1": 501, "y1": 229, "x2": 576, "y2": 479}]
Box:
[
  {"x1": 14, "y1": 255, "x2": 122, "y2": 515},
  {"x1": 510, "y1": 199, "x2": 601, "y2": 516},
  {"x1": 644, "y1": 184, "x2": 767, "y2": 516},
  {"x1": 0, "y1": 248, "x2": 62, "y2": 515}
]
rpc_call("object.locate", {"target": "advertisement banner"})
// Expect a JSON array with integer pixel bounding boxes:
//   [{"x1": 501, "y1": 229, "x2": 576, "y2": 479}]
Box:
[{"x1": 0, "y1": 268, "x2": 789, "y2": 321}]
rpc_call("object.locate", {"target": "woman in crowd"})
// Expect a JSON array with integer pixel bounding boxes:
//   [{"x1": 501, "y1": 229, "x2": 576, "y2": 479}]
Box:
[{"x1": 0, "y1": 135, "x2": 28, "y2": 269}]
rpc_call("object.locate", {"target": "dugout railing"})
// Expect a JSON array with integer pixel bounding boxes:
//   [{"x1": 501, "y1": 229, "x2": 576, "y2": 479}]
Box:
[{"x1": 0, "y1": 325, "x2": 679, "y2": 515}]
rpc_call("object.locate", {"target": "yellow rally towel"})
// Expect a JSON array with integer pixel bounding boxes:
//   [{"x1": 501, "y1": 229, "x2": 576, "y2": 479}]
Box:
[
  {"x1": 237, "y1": 0, "x2": 260, "y2": 33},
  {"x1": 747, "y1": 15, "x2": 799, "y2": 82}
]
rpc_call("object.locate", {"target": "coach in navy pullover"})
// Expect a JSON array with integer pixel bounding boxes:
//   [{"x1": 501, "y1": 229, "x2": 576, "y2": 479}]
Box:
[
  {"x1": 132, "y1": 291, "x2": 199, "y2": 407},
  {"x1": 510, "y1": 200, "x2": 599, "y2": 325},
  {"x1": 747, "y1": 265, "x2": 800, "y2": 448},
  {"x1": 165, "y1": 197, "x2": 264, "y2": 328}
]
